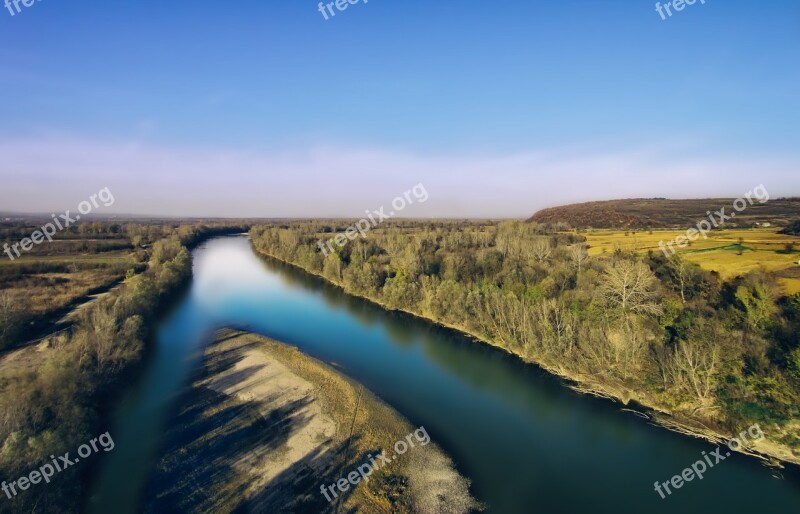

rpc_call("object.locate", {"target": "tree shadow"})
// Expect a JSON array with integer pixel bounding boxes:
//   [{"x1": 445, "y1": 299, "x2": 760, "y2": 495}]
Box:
[
  {"x1": 236, "y1": 439, "x2": 370, "y2": 514},
  {"x1": 144, "y1": 335, "x2": 375, "y2": 513}
]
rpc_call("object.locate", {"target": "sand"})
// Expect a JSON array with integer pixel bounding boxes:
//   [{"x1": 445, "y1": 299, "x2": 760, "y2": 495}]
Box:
[{"x1": 146, "y1": 329, "x2": 481, "y2": 514}]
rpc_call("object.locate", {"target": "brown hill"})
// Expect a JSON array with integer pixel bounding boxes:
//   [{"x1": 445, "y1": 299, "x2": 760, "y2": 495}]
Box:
[{"x1": 528, "y1": 198, "x2": 800, "y2": 229}]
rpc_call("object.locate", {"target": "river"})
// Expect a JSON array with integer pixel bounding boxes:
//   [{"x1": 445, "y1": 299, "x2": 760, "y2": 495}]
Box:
[{"x1": 88, "y1": 235, "x2": 800, "y2": 513}]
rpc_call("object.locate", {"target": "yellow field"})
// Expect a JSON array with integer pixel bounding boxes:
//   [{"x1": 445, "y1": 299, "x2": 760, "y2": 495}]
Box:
[{"x1": 584, "y1": 228, "x2": 800, "y2": 295}]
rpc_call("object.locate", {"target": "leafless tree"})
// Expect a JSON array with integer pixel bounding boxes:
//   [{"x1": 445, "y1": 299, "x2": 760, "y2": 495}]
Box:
[
  {"x1": 481, "y1": 291, "x2": 534, "y2": 354},
  {"x1": 599, "y1": 260, "x2": 663, "y2": 318},
  {"x1": 569, "y1": 243, "x2": 589, "y2": 275},
  {"x1": 537, "y1": 298, "x2": 577, "y2": 357},
  {"x1": 673, "y1": 334, "x2": 721, "y2": 412},
  {"x1": 528, "y1": 238, "x2": 552, "y2": 264}
]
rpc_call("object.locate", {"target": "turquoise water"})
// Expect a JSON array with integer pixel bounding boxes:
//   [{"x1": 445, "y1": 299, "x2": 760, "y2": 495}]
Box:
[{"x1": 89, "y1": 235, "x2": 800, "y2": 513}]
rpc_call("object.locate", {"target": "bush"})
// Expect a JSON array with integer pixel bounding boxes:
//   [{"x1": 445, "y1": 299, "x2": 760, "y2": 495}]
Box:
[{"x1": 779, "y1": 219, "x2": 800, "y2": 236}]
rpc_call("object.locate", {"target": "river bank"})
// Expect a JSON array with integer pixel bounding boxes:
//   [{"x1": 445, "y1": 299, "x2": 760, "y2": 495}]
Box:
[
  {"x1": 251, "y1": 245, "x2": 800, "y2": 469},
  {"x1": 145, "y1": 329, "x2": 480, "y2": 513},
  {"x1": 92, "y1": 234, "x2": 800, "y2": 514}
]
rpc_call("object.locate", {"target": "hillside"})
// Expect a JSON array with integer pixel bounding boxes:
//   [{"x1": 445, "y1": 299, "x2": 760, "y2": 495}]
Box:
[{"x1": 529, "y1": 198, "x2": 800, "y2": 229}]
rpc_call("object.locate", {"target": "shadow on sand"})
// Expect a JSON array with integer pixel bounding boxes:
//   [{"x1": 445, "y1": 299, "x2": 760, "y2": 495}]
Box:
[{"x1": 144, "y1": 333, "x2": 374, "y2": 514}]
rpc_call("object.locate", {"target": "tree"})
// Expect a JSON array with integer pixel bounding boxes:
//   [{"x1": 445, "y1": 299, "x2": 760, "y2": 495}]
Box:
[
  {"x1": 536, "y1": 298, "x2": 577, "y2": 357},
  {"x1": 672, "y1": 320, "x2": 724, "y2": 412},
  {"x1": 430, "y1": 280, "x2": 467, "y2": 322},
  {"x1": 779, "y1": 219, "x2": 800, "y2": 236},
  {"x1": 343, "y1": 258, "x2": 382, "y2": 294},
  {"x1": 672, "y1": 257, "x2": 689, "y2": 304},
  {"x1": 569, "y1": 243, "x2": 589, "y2": 276},
  {"x1": 322, "y1": 253, "x2": 344, "y2": 282},
  {"x1": 383, "y1": 271, "x2": 420, "y2": 310},
  {"x1": 735, "y1": 272, "x2": 779, "y2": 330},
  {"x1": 527, "y1": 238, "x2": 552, "y2": 264},
  {"x1": 599, "y1": 260, "x2": 663, "y2": 318},
  {"x1": 479, "y1": 288, "x2": 535, "y2": 354}
]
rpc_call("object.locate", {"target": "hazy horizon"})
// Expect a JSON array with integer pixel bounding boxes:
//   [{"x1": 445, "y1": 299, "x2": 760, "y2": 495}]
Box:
[
  {"x1": 2, "y1": 191, "x2": 800, "y2": 221},
  {"x1": 2, "y1": 1, "x2": 799, "y2": 217}
]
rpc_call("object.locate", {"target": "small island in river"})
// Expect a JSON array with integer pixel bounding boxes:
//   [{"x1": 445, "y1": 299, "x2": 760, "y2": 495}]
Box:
[{"x1": 145, "y1": 329, "x2": 481, "y2": 514}]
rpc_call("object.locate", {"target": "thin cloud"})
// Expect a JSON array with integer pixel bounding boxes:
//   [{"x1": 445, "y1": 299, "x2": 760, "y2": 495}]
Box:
[{"x1": 1, "y1": 136, "x2": 798, "y2": 218}]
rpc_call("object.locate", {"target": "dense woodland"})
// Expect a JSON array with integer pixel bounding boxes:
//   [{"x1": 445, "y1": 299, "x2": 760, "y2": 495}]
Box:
[
  {"x1": 0, "y1": 223, "x2": 245, "y2": 513},
  {"x1": 251, "y1": 220, "x2": 800, "y2": 456}
]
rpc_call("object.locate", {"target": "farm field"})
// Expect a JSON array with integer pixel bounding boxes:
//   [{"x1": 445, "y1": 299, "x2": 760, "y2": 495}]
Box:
[
  {"x1": 0, "y1": 227, "x2": 141, "y2": 355},
  {"x1": 0, "y1": 245, "x2": 137, "y2": 418},
  {"x1": 584, "y1": 228, "x2": 800, "y2": 294},
  {"x1": 0, "y1": 250, "x2": 135, "y2": 314}
]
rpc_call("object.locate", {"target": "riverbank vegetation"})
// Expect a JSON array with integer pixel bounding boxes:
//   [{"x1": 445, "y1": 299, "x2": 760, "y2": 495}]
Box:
[
  {"x1": 0, "y1": 222, "x2": 247, "y2": 513},
  {"x1": 250, "y1": 220, "x2": 800, "y2": 465}
]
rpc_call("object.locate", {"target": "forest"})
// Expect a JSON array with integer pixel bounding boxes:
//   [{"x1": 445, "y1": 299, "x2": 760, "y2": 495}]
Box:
[{"x1": 251, "y1": 219, "x2": 800, "y2": 461}]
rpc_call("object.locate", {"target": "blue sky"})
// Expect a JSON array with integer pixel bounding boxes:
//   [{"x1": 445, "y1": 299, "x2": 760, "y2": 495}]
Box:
[{"x1": 1, "y1": 0, "x2": 798, "y2": 217}]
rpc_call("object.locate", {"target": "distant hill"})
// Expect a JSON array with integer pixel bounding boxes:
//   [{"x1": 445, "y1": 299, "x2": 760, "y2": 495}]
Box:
[{"x1": 528, "y1": 198, "x2": 800, "y2": 229}]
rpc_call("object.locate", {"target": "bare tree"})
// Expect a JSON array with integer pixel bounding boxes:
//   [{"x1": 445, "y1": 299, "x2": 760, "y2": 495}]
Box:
[
  {"x1": 669, "y1": 256, "x2": 690, "y2": 304},
  {"x1": 494, "y1": 221, "x2": 517, "y2": 259},
  {"x1": 569, "y1": 243, "x2": 589, "y2": 275},
  {"x1": 673, "y1": 329, "x2": 722, "y2": 413},
  {"x1": 650, "y1": 341, "x2": 676, "y2": 392},
  {"x1": 481, "y1": 291, "x2": 534, "y2": 354},
  {"x1": 537, "y1": 299, "x2": 577, "y2": 357},
  {"x1": 527, "y1": 238, "x2": 552, "y2": 264},
  {"x1": 599, "y1": 260, "x2": 663, "y2": 318}
]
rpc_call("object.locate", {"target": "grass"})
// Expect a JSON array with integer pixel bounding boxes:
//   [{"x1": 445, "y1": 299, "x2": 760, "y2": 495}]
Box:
[
  {"x1": 0, "y1": 252, "x2": 134, "y2": 266},
  {"x1": 0, "y1": 247, "x2": 135, "y2": 312},
  {"x1": 584, "y1": 228, "x2": 800, "y2": 294},
  {"x1": 0, "y1": 243, "x2": 137, "y2": 386},
  {"x1": 0, "y1": 234, "x2": 140, "y2": 362}
]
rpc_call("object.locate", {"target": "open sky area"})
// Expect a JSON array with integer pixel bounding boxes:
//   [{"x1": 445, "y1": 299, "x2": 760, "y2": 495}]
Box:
[{"x1": 1, "y1": 0, "x2": 798, "y2": 217}]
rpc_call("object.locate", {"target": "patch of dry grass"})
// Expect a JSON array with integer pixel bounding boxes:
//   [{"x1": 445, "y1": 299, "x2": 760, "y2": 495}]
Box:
[{"x1": 584, "y1": 228, "x2": 800, "y2": 294}]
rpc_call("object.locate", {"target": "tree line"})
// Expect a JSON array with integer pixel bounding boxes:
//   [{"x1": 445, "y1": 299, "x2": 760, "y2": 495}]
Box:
[{"x1": 251, "y1": 220, "x2": 800, "y2": 458}]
